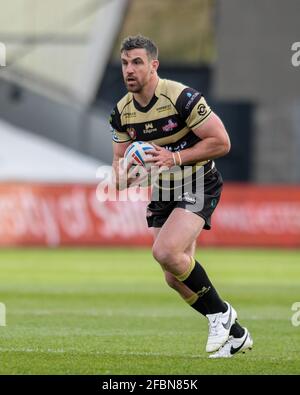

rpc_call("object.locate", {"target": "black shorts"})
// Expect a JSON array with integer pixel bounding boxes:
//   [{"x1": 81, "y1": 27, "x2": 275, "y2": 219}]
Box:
[{"x1": 146, "y1": 162, "x2": 223, "y2": 230}]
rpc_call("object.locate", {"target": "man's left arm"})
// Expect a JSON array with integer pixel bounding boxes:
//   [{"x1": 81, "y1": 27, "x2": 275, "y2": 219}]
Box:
[
  {"x1": 179, "y1": 112, "x2": 231, "y2": 165},
  {"x1": 147, "y1": 112, "x2": 230, "y2": 167}
]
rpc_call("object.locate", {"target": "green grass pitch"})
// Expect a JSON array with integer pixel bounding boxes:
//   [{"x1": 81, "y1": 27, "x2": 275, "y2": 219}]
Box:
[{"x1": 0, "y1": 248, "x2": 299, "y2": 375}]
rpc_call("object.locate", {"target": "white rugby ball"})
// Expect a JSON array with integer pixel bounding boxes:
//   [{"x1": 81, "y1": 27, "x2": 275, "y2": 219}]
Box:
[
  {"x1": 124, "y1": 141, "x2": 153, "y2": 170},
  {"x1": 124, "y1": 141, "x2": 155, "y2": 186}
]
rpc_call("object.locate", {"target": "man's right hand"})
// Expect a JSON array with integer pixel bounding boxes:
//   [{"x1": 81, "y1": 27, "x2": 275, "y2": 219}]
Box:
[{"x1": 113, "y1": 157, "x2": 142, "y2": 190}]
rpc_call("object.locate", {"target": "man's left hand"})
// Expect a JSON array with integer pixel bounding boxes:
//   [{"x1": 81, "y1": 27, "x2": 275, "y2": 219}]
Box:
[{"x1": 145, "y1": 143, "x2": 175, "y2": 168}]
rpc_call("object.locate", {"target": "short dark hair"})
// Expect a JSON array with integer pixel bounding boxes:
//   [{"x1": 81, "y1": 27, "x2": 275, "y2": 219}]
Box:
[{"x1": 120, "y1": 35, "x2": 158, "y2": 60}]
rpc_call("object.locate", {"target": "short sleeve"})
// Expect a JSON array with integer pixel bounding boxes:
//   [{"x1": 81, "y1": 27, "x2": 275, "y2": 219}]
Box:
[
  {"x1": 175, "y1": 87, "x2": 212, "y2": 129},
  {"x1": 109, "y1": 107, "x2": 132, "y2": 143}
]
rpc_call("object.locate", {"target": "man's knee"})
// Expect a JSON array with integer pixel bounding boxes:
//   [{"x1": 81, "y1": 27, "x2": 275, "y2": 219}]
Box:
[
  {"x1": 152, "y1": 241, "x2": 180, "y2": 270},
  {"x1": 152, "y1": 242, "x2": 171, "y2": 265}
]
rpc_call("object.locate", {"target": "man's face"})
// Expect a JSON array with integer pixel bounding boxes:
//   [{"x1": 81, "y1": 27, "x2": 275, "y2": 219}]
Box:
[{"x1": 121, "y1": 48, "x2": 157, "y2": 93}]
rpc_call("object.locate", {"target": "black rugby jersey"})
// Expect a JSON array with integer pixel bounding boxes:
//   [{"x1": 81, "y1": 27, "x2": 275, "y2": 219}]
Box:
[{"x1": 110, "y1": 78, "x2": 212, "y2": 166}]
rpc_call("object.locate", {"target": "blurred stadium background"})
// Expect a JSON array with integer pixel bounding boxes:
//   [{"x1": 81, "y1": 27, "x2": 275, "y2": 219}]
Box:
[{"x1": 0, "y1": 0, "x2": 299, "y2": 375}]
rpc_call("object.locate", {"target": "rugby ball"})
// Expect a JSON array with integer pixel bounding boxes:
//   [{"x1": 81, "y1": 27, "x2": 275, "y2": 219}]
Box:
[
  {"x1": 124, "y1": 141, "x2": 155, "y2": 186},
  {"x1": 124, "y1": 141, "x2": 153, "y2": 170}
]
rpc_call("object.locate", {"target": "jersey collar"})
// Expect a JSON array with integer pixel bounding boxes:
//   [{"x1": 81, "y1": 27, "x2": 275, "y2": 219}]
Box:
[{"x1": 132, "y1": 78, "x2": 163, "y2": 113}]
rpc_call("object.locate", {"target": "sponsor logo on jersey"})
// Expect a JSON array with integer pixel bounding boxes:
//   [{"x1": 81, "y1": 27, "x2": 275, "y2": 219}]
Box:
[
  {"x1": 197, "y1": 103, "x2": 207, "y2": 116},
  {"x1": 143, "y1": 123, "x2": 157, "y2": 134},
  {"x1": 177, "y1": 192, "x2": 196, "y2": 204},
  {"x1": 185, "y1": 92, "x2": 200, "y2": 110},
  {"x1": 165, "y1": 141, "x2": 187, "y2": 152},
  {"x1": 123, "y1": 111, "x2": 136, "y2": 118},
  {"x1": 145, "y1": 123, "x2": 154, "y2": 130},
  {"x1": 156, "y1": 104, "x2": 172, "y2": 112},
  {"x1": 162, "y1": 119, "x2": 178, "y2": 132}
]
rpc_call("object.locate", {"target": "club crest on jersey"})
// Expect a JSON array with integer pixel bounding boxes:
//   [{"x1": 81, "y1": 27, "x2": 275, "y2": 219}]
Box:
[
  {"x1": 127, "y1": 127, "x2": 136, "y2": 140},
  {"x1": 162, "y1": 119, "x2": 178, "y2": 132}
]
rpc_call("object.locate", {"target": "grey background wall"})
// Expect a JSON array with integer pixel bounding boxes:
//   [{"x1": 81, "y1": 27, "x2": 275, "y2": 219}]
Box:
[{"x1": 213, "y1": 0, "x2": 300, "y2": 182}]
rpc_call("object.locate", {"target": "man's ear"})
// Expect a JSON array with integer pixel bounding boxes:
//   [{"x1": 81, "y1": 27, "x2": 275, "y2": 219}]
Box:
[{"x1": 152, "y1": 59, "x2": 159, "y2": 72}]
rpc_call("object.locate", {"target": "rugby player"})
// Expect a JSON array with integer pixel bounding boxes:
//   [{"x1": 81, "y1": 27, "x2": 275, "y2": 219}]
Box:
[{"x1": 110, "y1": 35, "x2": 253, "y2": 358}]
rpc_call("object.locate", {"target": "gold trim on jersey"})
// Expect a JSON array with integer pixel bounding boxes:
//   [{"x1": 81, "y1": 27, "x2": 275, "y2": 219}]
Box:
[
  {"x1": 190, "y1": 110, "x2": 212, "y2": 129},
  {"x1": 186, "y1": 95, "x2": 212, "y2": 129},
  {"x1": 112, "y1": 130, "x2": 132, "y2": 143}
]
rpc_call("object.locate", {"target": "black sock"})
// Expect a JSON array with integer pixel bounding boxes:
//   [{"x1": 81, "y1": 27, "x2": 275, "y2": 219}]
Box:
[
  {"x1": 185, "y1": 295, "x2": 209, "y2": 316},
  {"x1": 177, "y1": 258, "x2": 227, "y2": 314},
  {"x1": 230, "y1": 321, "x2": 245, "y2": 338}
]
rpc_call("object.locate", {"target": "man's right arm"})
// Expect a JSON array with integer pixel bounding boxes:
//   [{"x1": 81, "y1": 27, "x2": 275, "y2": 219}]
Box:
[{"x1": 110, "y1": 104, "x2": 133, "y2": 190}]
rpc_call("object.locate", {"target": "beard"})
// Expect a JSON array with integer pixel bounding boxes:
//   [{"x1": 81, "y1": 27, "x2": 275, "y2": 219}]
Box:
[{"x1": 124, "y1": 77, "x2": 143, "y2": 93}]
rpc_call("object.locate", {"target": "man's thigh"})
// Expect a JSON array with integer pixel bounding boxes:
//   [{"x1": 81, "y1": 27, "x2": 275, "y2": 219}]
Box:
[
  {"x1": 153, "y1": 227, "x2": 196, "y2": 256},
  {"x1": 154, "y1": 207, "x2": 205, "y2": 253}
]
